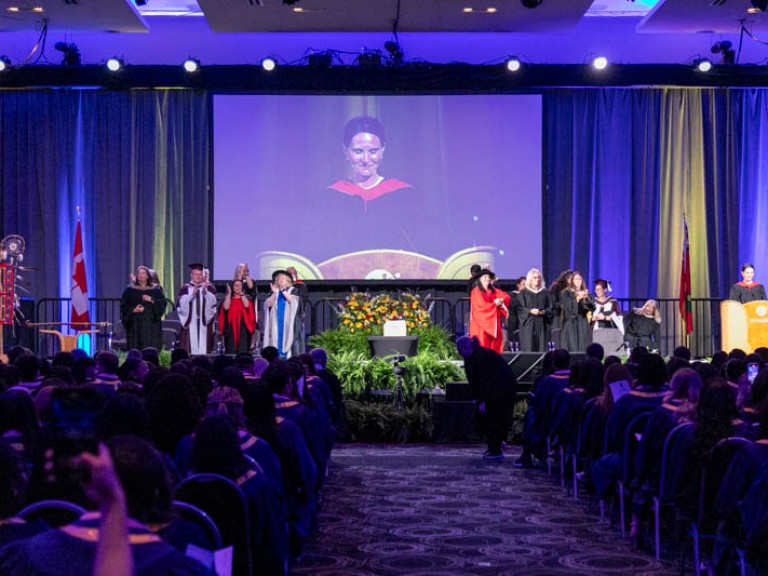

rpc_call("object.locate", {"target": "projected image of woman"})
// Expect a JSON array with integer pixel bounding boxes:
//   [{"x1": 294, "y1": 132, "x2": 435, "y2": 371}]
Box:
[{"x1": 328, "y1": 115, "x2": 411, "y2": 200}]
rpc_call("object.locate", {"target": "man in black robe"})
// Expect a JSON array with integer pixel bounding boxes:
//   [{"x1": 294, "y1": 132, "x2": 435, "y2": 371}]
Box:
[{"x1": 457, "y1": 336, "x2": 517, "y2": 460}]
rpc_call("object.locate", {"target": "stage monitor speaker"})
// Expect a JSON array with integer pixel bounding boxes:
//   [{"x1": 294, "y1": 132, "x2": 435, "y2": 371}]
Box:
[
  {"x1": 367, "y1": 335, "x2": 419, "y2": 358},
  {"x1": 500, "y1": 351, "x2": 587, "y2": 386},
  {"x1": 501, "y1": 352, "x2": 544, "y2": 386},
  {"x1": 445, "y1": 381, "x2": 472, "y2": 401}
]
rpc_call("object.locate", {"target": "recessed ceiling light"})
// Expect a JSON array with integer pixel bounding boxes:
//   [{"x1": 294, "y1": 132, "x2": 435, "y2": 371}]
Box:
[
  {"x1": 463, "y1": 7, "x2": 473, "y2": 12},
  {"x1": 32, "y1": 6, "x2": 44, "y2": 12},
  {"x1": 487, "y1": 7, "x2": 497, "y2": 12},
  {"x1": 293, "y1": 7, "x2": 304, "y2": 12},
  {"x1": 7, "y1": 7, "x2": 19, "y2": 12}
]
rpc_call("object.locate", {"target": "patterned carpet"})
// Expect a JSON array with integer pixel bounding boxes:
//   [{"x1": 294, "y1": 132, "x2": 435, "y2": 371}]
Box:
[{"x1": 291, "y1": 444, "x2": 677, "y2": 576}]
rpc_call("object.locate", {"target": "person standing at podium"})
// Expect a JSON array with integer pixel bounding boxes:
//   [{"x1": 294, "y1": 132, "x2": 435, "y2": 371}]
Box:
[{"x1": 729, "y1": 263, "x2": 767, "y2": 303}]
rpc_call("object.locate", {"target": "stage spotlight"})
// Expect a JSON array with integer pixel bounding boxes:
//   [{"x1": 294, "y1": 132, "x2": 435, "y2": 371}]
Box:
[
  {"x1": 506, "y1": 57, "x2": 521, "y2": 72},
  {"x1": 592, "y1": 56, "x2": 608, "y2": 70},
  {"x1": 750, "y1": 0, "x2": 767, "y2": 12},
  {"x1": 0, "y1": 56, "x2": 10, "y2": 72},
  {"x1": 183, "y1": 57, "x2": 200, "y2": 73},
  {"x1": 711, "y1": 41, "x2": 735, "y2": 65},
  {"x1": 54, "y1": 42, "x2": 81, "y2": 67},
  {"x1": 261, "y1": 57, "x2": 277, "y2": 71},
  {"x1": 521, "y1": 0, "x2": 543, "y2": 7},
  {"x1": 106, "y1": 57, "x2": 123, "y2": 72},
  {"x1": 694, "y1": 58, "x2": 712, "y2": 73}
]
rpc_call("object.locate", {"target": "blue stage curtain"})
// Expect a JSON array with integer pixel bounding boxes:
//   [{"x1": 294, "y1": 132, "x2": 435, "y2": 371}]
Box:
[
  {"x1": 0, "y1": 90, "x2": 209, "y2": 303},
  {"x1": 544, "y1": 88, "x2": 768, "y2": 306}
]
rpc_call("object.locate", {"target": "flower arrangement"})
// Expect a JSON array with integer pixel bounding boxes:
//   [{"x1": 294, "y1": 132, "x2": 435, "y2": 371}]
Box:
[{"x1": 337, "y1": 292, "x2": 433, "y2": 334}]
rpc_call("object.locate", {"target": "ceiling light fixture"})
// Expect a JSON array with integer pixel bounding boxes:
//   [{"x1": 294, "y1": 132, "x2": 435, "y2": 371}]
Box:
[
  {"x1": 260, "y1": 57, "x2": 277, "y2": 71},
  {"x1": 694, "y1": 58, "x2": 712, "y2": 73},
  {"x1": 183, "y1": 57, "x2": 200, "y2": 73},
  {"x1": 0, "y1": 56, "x2": 11, "y2": 72},
  {"x1": 592, "y1": 56, "x2": 608, "y2": 70},
  {"x1": 106, "y1": 57, "x2": 124, "y2": 72},
  {"x1": 506, "y1": 57, "x2": 522, "y2": 72}
]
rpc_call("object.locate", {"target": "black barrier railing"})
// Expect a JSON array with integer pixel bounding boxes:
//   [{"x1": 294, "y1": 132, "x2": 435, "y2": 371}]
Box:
[
  {"x1": 34, "y1": 298, "x2": 121, "y2": 356},
  {"x1": 31, "y1": 295, "x2": 726, "y2": 357}
]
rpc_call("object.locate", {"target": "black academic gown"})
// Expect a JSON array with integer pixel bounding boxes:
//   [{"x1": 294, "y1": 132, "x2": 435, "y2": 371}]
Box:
[
  {"x1": 624, "y1": 313, "x2": 661, "y2": 349},
  {"x1": 729, "y1": 282, "x2": 767, "y2": 303},
  {"x1": 559, "y1": 290, "x2": 594, "y2": 352},
  {"x1": 516, "y1": 288, "x2": 554, "y2": 352},
  {"x1": 120, "y1": 285, "x2": 167, "y2": 350},
  {"x1": 463, "y1": 345, "x2": 518, "y2": 455}
]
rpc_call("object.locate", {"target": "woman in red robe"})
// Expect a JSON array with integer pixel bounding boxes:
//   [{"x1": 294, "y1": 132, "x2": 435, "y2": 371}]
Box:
[
  {"x1": 469, "y1": 269, "x2": 511, "y2": 353},
  {"x1": 218, "y1": 279, "x2": 257, "y2": 354}
]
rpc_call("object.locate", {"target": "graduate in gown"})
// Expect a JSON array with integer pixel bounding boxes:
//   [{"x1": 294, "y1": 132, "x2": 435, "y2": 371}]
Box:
[
  {"x1": 729, "y1": 263, "x2": 767, "y2": 303},
  {"x1": 624, "y1": 299, "x2": 662, "y2": 350},
  {"x1": 262, "y1": 270, "x2": 300, "y2": 359},
  {"x1": 516, "y1": 268, "x2": 554, "y2": 352},
  {"x1": 559, "y1": 271, "x2": 595, "y2": 352},
  {"x1": 469, "y1": 268, "x2": 511, "y2": 354},
  {"x1": 120, "y1": 265, "x2": 167, "y2": 350},
  {"x1": 218, "y1": 279, "x2": 257, "y2": 355},
  {"x1": 549, "y1": 270, "x2": 573, "y2": 332},
  {"x1": 176, "y1": 263, "x2": 218, "y2": 355}
]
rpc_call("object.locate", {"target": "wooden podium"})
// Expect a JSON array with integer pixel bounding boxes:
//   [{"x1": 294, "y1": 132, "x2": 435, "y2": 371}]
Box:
[{"x1": 720, "y1": 300, "x2": 768, "y2": 353}]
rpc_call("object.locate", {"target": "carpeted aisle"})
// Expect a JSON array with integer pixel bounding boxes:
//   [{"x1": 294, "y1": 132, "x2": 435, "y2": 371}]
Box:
[{"x1": 291, "y1": 444, "x2": 676, "y2": 576}]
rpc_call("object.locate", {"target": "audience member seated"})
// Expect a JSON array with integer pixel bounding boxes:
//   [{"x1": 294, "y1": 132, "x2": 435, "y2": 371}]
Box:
[
  {"x1": 191, "y1": 415, "x2": 289, "y2": 575},
  {"x1": 0, "y1": 436, "x2": 212, "y2": 575},
  {"x1": 0, "y1": 389, "x2": 40, "y2": 466},
  {"x1": 240, "y1": 380, "x2": 318, "y2": 557},
  {"x1": 590, "y1": 353, "x2": 668, "y2": 499},
  {"x1": 92, "y1": 352, "x2": 122, "y2": 398},
  {"x1": 0, "y1": 444, "x2": 48, "y2": 548},
  {"x1": 629, "y1": 367, "x2": 701, "y2": 538},
  {"x1": 516, "y1": 349, "x2": 571, "y2": 468}
]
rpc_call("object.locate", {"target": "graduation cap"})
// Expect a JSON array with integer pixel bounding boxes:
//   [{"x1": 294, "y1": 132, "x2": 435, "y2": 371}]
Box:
[
  {"x1": 188, "y1": 263, "x2": 206, "y2": 271},
  {"x1": 594, "y1": 278, "x2": 613, "y2": 292},
  {"x1": 271, "y1": 269, "x2": 293, "y2": 282}
]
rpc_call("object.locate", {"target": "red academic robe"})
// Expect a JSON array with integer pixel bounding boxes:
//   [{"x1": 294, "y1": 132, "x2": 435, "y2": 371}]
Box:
[
  {"x1": 469, "y1": 287, "x2": 511, "y2": 353},
  {"x1": 217, "y1": 296, "x2": 256, "y2": 353}
]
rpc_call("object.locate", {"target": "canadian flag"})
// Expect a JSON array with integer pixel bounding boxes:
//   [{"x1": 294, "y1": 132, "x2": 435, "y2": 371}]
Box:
[{"x1": 71, "y1": 219, "x2": 90, "y2": 325}]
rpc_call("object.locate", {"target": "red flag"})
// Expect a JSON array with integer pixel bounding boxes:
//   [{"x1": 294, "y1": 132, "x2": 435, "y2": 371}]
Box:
[
  {"x1": 679, "y1": 218, "x2": 693, "y2": 335},
  {"x1": 71, "y1": 219, "x2": 90, "y2": 325}
]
